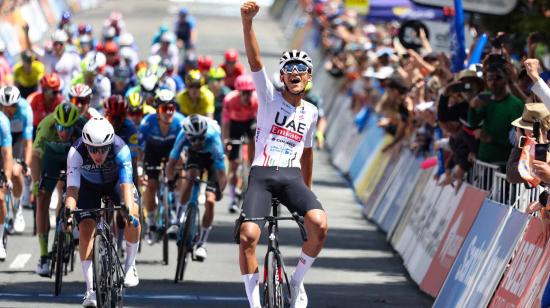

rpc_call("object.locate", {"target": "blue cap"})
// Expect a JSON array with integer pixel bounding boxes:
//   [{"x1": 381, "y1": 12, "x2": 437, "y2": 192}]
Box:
[{"x1": 179, "y1": 7, "x2": 188, "y2": 15}]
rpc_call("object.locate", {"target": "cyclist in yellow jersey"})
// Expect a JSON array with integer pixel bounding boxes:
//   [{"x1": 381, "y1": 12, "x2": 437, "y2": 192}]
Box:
[
  {"x1": 13, "y1": 51, "x2": 45, "y2": 98},
  {"x1": 176, "y1": 69, "x2": 215, "y2": 118}
]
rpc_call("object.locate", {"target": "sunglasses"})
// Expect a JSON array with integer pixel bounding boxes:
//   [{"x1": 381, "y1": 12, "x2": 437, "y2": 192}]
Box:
[
  {"x1": 128, "y1": 109, "x2": 143, "y2": 117},
  {"x1": 56, "y1": 124, "x2": 74, "y2": 133},
  {"x1": 486, "y1": 75, "x2": 504, "y2": 81},
  {"x1": 189, "y1": 135, "x2": 205, "y2": 144},
  {"x1": 71, "y1": 97, "x2": 90, "y2": 105},
  {"x1": 158, "y1": 104, "x2": 176, "y2": 113},
  {"x1": 107, "y1": 114, "x2": 125, "y2": 123},
  {"x1": 241, "y1": 90, "x2": 253, "y2": 96},
  {"x1": 106, "y1": 52, "x2": 117, "y2": 56},
  {"x1": 282, "y1": 62, "x2": 309, "y2": 74},
  {"x1": 45, "y1": 89, "x2": 61, "y2": 95},
  {"x1": 86, "y1": 144, "x2": 111, "y2": 154},
  {"x1": 53, "y1": 42, "x2": 64, "y2": 46},
  {"x1": 187, "y1": 85, "x2": 201, "y2": 90}
]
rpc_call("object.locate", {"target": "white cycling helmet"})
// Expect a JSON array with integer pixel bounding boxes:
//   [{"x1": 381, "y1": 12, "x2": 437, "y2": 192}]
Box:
[
  {"x1": 84, "y1": 52, "x2": 106, "y2": 73},
  {"x1": 82, "y1": 117, "x2": 115, "y2": 147},
  {"x1": 0, "y1": 86, "x2": 21, "y2": 107},
  {"x1": 118, "y1": 32, "x2": 134, "y2": 46},
  {"x1": 279, "y1": 49, "x2": 313, "y2": 72},
  {"x1": 140, "y1": 72, "x2": 159, "y2": 92},
  {"x1": 183, "y1": 114, "x2": 208, "y2": 138},
  {"x1": 52, "y1": 29, "x2": 68, "y2": 43},
  {"x1": 155, "y1": 89, "x2": 175, "y2": 105}
]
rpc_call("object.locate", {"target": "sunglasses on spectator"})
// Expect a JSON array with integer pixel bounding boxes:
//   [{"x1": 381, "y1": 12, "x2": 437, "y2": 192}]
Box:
[
  {"x1": 486, "y1": 75, "x2": 504, "y2": 81},
  {"x1": 282, "y1": 62, "x2": 309, "y2": 74},
  {"x1": 189, "y1": 135, "x2": 205, "y2": 144},
  {"x1": 86, "y1": 144, "x2": 111, "y2": 154},
  {"x1": 158, "y1": 104, "x2": 176, "y2": 114},
  {"x1": 56, "y1": 124, "x2": 74, "y2": 133}
]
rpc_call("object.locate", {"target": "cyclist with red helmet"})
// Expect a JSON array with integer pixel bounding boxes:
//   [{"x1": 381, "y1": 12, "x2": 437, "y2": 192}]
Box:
[
  {"x1": 27, "y1": 73, "x2": 64, "y2": 131},
  {"x1": 198, "y1": 55, "x2": 213, "y2": 78},
  {"x1": 221, "y1": 74, "x2": 258, "y2": 213},
  {"x1": 68, "y1": 84, "x2": 101, "y2": 121},
  {"x1": 220, "y1": 48, "x2": 246, "y2": 90}
]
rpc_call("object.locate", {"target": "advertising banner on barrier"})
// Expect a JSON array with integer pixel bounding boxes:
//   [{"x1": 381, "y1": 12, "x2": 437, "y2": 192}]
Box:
[
  {"x1": 420, "y1": 186, "x2": 487, "y2": 297},
  {"x1": 433, "y1": 199, "x2": 510, "y2": 307},
  {"x1": 380, "y1": 155, "x2": 423, "y2": 234},
  {"x1": 466, "y1": 209, "x2": 529, "y2": 307},
  {"x1": 354, "y1": 134, "x2": 393, "y2": 200},
  {"x1": 519, "y1": 240, "x2": 550, "y2": 307},
  {"x1": 402, "y1": 182, "x2": 466, "y2": 284},
  {"x1": 490, "y1": 217, "x2": 549, "y2": 308},
  {"x1": 361, "y1": 147, "x2": 399, "y2": 215},
  {"x1": 349, "y1": 115, "x2": 384, "y2": 182}
]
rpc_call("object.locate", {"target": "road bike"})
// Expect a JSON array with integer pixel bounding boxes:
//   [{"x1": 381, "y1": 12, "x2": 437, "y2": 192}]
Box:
[
  {"x1": 174, "y1": 176, "x2": 209, "y2": 283},
  {"x1": 0, "y1": 171, "x2": 15, "y2": 254},
  {"x1": 228, "y1": 135, "x2": 251, "y2": 213},
  {"x1": 234, "y1": 198, "x2": 308, "y2": 308},
  {"x1": 73, "y1": 198, "x2": 137, "y2": 308}
]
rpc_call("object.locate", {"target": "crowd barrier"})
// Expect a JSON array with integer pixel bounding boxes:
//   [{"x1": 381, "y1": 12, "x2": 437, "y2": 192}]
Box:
[
  {"x1": 271, "y1": 2, "x2": 550, "y2": 306},
  {"x1": 0, "y1": 0, "x2": 103, "y2": 57}
]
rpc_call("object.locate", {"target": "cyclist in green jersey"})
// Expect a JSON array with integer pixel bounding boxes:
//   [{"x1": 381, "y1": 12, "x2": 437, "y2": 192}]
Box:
[{"x1": 31, "y1": 103, "x2": 84, "y2": 276}]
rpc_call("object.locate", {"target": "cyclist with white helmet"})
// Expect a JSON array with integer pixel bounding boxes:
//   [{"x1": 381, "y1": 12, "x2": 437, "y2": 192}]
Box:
[
  {"x1": 40, "y1": 30, "x2": 81, "y2": 92},
  {"x1": 166, "y1": 114, "x2": 226, "y2": 260},
  {"x1": 126, "y1": 70, "x2": 160, "y2": 108},
  {"x1": 0, "y1": 102, "x2": 13, "y2": 261},
  {"x1": 222, "y1": 74, "x2": 258, "y2": 213},
  {"x1": 32, "y1": 103, "x2": 84, "y2": 276},
  {"x1": 151, "y1": 32, "x2": 179, "y2": 75},
  {"x1": 240, "y1": 3, "x2": 328, "y2": 308},
  {"x1": 71, "y1": 52, "x2": 111, "y2": 111},
  {"x1": 138, "y1": 89, "x2": 185, "y2": 244},
  {"x1": 68, "y1": 84, "x2": 102, "y2": 120},
  {"x1": 65, "y1": 117, "x2": 140, "y2": 307},
  {"x1": 0, "y1": 86, "x2": 33, "y2": 233}
]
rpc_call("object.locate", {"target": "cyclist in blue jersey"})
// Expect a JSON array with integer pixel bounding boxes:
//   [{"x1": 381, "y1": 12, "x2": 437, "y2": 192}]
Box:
[
  {"x1": 104, "y1": 95, "x2": 139, "y2": 183},
  {"x1": 66, "y1": 117, "x2": 141, "y2": 307},
  {"x1": 139, "y1": 89, "x2": 185, "y2": 244},
  {"x1": 174, "y1": 7, "x2": 197, "y2": 51},
  {"x1": 0, "y1": 110, "x2": 13, "y2": 261},
  {"x1": 166, "y1": 114, "x2": 226, "y2": 260},
  {"x1": 0, "y1": 86, "x2": 33, "y2": 234}
]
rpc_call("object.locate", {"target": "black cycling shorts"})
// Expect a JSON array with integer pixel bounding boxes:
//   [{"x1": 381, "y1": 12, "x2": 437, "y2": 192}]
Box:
[
  {"x1": 186, "y1": 151, "x2": 222, "y2": 201},
  {"x1": 242, "y1": 166, "x2": 323, "y2": 224},
  {"x1": 74, "y1": 177, "x2": 139, "y2": 223},
  {"x1": 144, "y1": 144, "x2": 173, "y2": 179},
  {"x1": 228, "y1": 119, "x2": 256, "y2": 161}
]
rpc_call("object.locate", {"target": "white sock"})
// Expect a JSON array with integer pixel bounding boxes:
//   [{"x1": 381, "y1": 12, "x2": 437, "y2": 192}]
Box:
[
  {"x1": 291, "y1": 251, "x2": 315, "y2": 286},
  {"x1": 81, "y1": 260, "x2": 93, "y2": 292},
  {"x1": 146, "y1": 213, "x2": 154, "y2": 227},
  {"x1": 0, "y1": 226, "x2": 4, "y2": 248},
  {"x1": 125, "y1": 241, "x2": 139, "y2": 272},
  {"x1": 197, "y1": 226, "x2": 212, "y2": 247},
  {"x1": 242, "y1": 273, "x2": 261, "y2": 308},
  {"x1": 229, "y1": 185, "x2": 236, "y2": 200}
]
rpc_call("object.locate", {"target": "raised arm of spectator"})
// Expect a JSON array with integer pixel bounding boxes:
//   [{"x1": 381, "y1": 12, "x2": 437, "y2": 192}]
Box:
[
  {"x1": 419, "y1": 28, "x2": 432, "y2": 53},
  {"x1": 525, "y1": 58, "x2": 550, "y2": 108},
  {"x1": 241, "y1": 2, "x2": 263, "y2": 72},
  {"x1": 408, "y1": 49, "x2": 435, "y2": 76}
]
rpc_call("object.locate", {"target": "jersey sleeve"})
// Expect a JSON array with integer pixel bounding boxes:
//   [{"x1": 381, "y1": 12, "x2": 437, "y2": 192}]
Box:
[
  {"x1": 126, "y1": 121, "x2": 139, "y2": 159},
  {"x1": 0, "y1": 114, "x2": 11, "y2": 147},
  {"x1": 66, "y1": 146, "x2": 83, "y2": 188},
  {"x1": 32, "y1": 115, "x2": 53, "y2": 156},
  {"x1": 138, "y1": 116, "x2": 150, "y2": 149},
  {"x1": 22, "y1": 99, "x2": 33, "y2": 139},
  {"x1": 250, "y1": 67, "x2": 275, "y2": 107},
  {"x1": 303, "y1": 107, "x2": 318, "y2": 148},
  {"x1": 221, "y1": 95, "x2": 231, "y2": 123},
  {"x1": 210, "y1": 132, "x2": 226, "y2": 171},
  {"x1": 169, "y1": 130, "x2": 186, "y2": 160},
  {"x1": 115, "y1": 145, "x2": 134, "y2": 184},
  {"x1": 204, "y1": 89, "x2": 215, "y2": 115}
]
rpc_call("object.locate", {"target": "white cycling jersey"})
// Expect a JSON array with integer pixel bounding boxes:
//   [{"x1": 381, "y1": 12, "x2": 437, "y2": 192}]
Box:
[
  {"x1": 250, "y1": 67, "x2": 318, "y2": 169},
  {"x1": 41, "y1": 51, "x2": 81, "y2": 91}
]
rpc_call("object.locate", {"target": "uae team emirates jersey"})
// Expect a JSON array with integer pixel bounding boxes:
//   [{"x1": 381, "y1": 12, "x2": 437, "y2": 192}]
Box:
[{"x1": 250, "y1": 67, "x2": 318, "y2": 169}]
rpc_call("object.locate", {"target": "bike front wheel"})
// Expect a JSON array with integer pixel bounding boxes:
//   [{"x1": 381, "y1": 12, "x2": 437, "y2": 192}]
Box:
[
  {"x1": 264, "y1": 251, "x2": 286, "y2": 308},
  {"x1": 54, "y1": 230, "x2": 64, "y2": 296},
  {"x1": 174, "y1": 205, "x2": 197, "y2": 283},
  {"x1": 93, "y1": 234, "x2": 112, "y2": 308}
]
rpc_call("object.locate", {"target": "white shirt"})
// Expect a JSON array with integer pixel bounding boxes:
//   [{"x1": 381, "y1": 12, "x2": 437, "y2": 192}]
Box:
[
  {"x1": 150, "y1": 43, "x2": 179, "y2": 71},
  {"x1": 41, "y1": 51, "x2": 81, "y2": 92},
  {"x1": 250, "y1": 67, "x2": 318, "y2": 169}
]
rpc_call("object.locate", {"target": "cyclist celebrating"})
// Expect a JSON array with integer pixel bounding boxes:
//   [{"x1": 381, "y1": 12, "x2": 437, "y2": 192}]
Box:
[
  {"x1": 28, "y1": 73, "x2": 64, "y2": 131},
  {"x1": 13, "y1": 50, "x2": 45, "y2": 98},
  {"x1": 221, "y1": 74, "x2": 258, "y2": 213},
  {"x1": 69, "y1": 84, "x2": 102, "y2": 120},
  {"x1": 32, "y1": 103, "x2": 83, "y2": 276},
  {"x1": 126, "y1": 92, "x2": 156, "y2": 128},
  {"x1": 139, "y1": 89, "x2": 185, "y2": 244},
  {"x1": 66, "y1": 117, "x2": 141, "y2": 307},
  {"x1": 220, "y1": 49, "x2": 246, "y2": 90},
  {"x1": 166, "y1": 114, "x2": 227, "y2": 260},
  {"x1": 176, "y1": 69, "x2": 215, "y2": 118},
  {"x1": 0, "y1": 86, "x2": 33, "y2": 233},
  {"x1": 206, "y1": 67, "x2": 231, "y2": 124},
  {"x1": 0, "y1": 107, "x2": 13, "y2": 260},
  {"x1": 240, "y1": 3, "x2": 328, "y2": 307}
]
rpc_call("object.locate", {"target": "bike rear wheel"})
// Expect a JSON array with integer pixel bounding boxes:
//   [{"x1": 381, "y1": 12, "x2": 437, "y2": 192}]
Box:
[
  {"x1": 174, "y1": 205, "x2": 197, "y2": 283},
  {"x1": 93, "y1": 233, "x2": 112, "y2": 308},
  {"x1": 264, "y1": 251, "x2": 285, "y2": 308}
]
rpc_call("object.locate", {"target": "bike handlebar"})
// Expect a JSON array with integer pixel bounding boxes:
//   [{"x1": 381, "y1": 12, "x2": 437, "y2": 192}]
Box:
[
  {"x1": 71, "y1": 204, "x2": 139, "y2": 228},
  {"x1": 234, "y1": 211, "x2": 308, "y2": 244}
]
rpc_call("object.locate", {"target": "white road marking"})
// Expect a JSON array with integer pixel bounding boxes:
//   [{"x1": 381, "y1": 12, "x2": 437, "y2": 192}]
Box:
[{"x1": 8, "y1": 253, "x2": 32, "y2": 269}]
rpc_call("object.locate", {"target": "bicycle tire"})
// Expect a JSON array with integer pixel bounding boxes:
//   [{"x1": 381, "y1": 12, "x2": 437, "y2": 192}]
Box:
[
  {"x1": 174, "y1": 205, "x2": 196, "y2": 283},
  {"x1": 110, "y1": 246, "x2": 124, "y2": 308},
  {"x1": 162, "y1": 185, "x2": 169, "y2": 265},
  {"x1": 54, "y1": 230, "x2": 64, "y2": 296},
  {"x1": 264, "y1": 251, "x2": 284, "y2": 308},
  {"x1": 93, "y1": 233, "x2": 112, "y2": 308}
]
